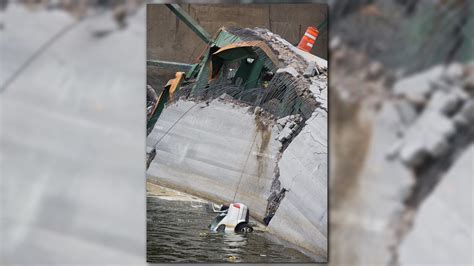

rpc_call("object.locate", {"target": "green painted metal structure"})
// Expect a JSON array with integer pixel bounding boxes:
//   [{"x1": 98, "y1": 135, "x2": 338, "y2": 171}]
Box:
[
  {"x1": 213, "y1": 29, "x2": 242, "y2": 47},
  {"x1": 147, "y1": 88, "x2": 169, "y2": 134},
  {"x1": 147, "y1": 5, "x2": 282, "y2": 133},
  {"x1": 212, "y1": 46, "x2": 265, "y2": 90}
]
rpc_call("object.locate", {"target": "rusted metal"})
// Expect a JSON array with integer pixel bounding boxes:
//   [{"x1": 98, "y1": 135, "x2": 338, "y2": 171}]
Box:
[{"x1": 169, "y1": 72, "x2": 185, "y2": 101}]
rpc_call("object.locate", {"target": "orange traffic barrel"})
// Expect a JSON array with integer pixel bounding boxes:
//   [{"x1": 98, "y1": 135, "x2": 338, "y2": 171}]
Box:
[{"x1": 297, "y1": 26, "x2": 319, "y2": 52}]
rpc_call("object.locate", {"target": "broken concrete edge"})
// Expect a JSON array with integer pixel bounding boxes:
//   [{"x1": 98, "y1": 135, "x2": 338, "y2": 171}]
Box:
[
  {"x1": 388, "y1": 63, "x2": 474, "y2": 168},
  {"x1": 150, "y1": 97, "x2": 313, "y2": 197},
  {"x1": 330, "y1": 37, "x2": 472, "y2": 264},
  {"x1": 240, "y1": 27, "x2": 328, "y2": 71},
  {"x1": 398, "y1": 145, "x2": 473, "y2": 265},
  {"x1": 223, "y1": 27, "x2": 327, "y2": 94},
  {"x1": 266, "y1": 112, "x2": 328, "y2": 259},
  {"x1": 156, "y1": 26, "x2": 328, "y2": 134},
  {"x1": 329, "y1": 39, "x2": 471, "y2": 263},
  {"x1": 381, "y1": 62, "x2": 474, "y2": 264},
  {"x1": 163, "y1": 77, "x2": 326, "y2": 152},
  {"x1": 213, "y1": 95, "x2": 327, "y2": 229},
  {"x1": 387, "y1": 127, "x2": 474, "y2": 264},
  {"x1": 251, "y1": 27, "x2": 317, "y2": 68},
  {"x1": 168, "y1": 70, "x2": 321, "y2": 126},
  {"x1": 392, "y1": 62, "x2": 472, "y2": 106},
  {"x1": 262, "y1": 154, "x2": 284, "y2": 225}
]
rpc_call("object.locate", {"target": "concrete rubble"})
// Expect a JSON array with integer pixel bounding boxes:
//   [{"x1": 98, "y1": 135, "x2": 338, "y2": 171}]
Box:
[
  {"x1": 268, "y1": 106, "x2": 327, "y2": 258},
  {"x1": 276, "y1": 66, "x2": 299, "y2": 78},
  {"x1": 304, "y1": 61, "x2": 319, "y2": 77},
  {"x1": 393, "y1": 65, "x2": 445, "y2": 105},
  {"x1": 389, "y1": 63, "x2": 474, "y2": 167},
  {"x1": 147, "y1": 27, "x2": 328, "y2": 260},
  {"x1": 275, "y1": 114, "x2": 302, "y2": 144},
  {"x1": 330, "y1": 39, "x2": 473, "y2": 265}
]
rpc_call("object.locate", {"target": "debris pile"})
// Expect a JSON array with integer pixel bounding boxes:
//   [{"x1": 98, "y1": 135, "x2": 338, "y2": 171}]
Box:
[
  {"x1": 388, "y1": 63, "x2": 474, "y2": 168},
  {"x1": 230, "y1": 28, "x2": 310, "y2": 73},
  {"x1": 275, "y1": 114, "x2": 303, "y2": 144},
  {"x1": 388, "y1": 63, "x2": 474, "y2": 265},
  {"x1": 329, "y1": 38, "x2": 473, "y2": 265}
]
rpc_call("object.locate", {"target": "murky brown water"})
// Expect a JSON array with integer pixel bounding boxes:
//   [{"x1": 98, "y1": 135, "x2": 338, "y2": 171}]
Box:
[{"x1": 147, "y1": 197, "x2": 313, "y2": 263}]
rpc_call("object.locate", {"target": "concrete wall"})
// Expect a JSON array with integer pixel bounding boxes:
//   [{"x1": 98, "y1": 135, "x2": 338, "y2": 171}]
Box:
[
  {"x1": 146, "y1": 4, "x2": 327, "y2": 64},
  {"x1": 146, "y1": 96, "x2": 328, "y2": 260},
  {"x1": 146, "y1": 99, "x2": 281, "y2": 221},
  {"x1": 268, "y1": 108, "x2": 328, "y2": 259}
]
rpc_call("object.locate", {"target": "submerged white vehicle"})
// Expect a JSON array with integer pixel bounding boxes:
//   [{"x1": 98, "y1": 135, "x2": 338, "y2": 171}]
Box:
[{"x1": 208, "y1": 203, "x2": 253, "y2": 233}]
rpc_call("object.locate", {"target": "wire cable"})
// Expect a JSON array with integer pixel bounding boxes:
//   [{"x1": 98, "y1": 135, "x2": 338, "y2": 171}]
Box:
[
  {"x1": 152, "y1": 102, "x2": 198, "y2": 148},
  {"x1": 232, "y1": 130, "x2": 259, "y2": 202}
]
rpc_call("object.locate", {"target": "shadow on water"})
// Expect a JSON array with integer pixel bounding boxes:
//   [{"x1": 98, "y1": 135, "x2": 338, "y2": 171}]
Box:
[{"x1": 147, "y1": 197, "x2": 313, "y2": 263}]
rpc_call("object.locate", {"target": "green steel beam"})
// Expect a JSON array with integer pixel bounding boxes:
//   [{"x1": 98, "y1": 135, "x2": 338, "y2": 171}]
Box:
[
  {"x1": 317, "y1": 17, "x2": 327, "y2": 31},
  {"x1": 147, "y1": 89, "x2": 170, "y2": 134},
  {"x1": 165, "y1": 4, "x2": 213, "y2": 44},
  {"x1": 147, "y1": 59, "x2": 193, "y2": 72},
  {"x1": 191, "y1": 47, "x2": 211, "y2": 96},
  {"x1": 214, "y1": 30, "x2": 241, "y2": 47}
]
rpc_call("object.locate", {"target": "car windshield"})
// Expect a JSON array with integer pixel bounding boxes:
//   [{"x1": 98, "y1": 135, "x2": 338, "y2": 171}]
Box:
[{"x1": 208, "y1": 213, "x2": 226, "y2": 230}]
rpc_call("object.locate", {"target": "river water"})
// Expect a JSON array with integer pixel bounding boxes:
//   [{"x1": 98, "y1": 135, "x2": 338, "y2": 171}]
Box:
[{"x1": 147, "y1": 196, "x2": 313, "y2": 263}]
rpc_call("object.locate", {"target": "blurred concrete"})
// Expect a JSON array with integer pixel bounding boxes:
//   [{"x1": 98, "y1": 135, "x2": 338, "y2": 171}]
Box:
[
  {"x1": 329, "y1": 38, "x2": 473, "y2": 265},
  {"x1": 399, "y1": 145, "x2": 473, "y2": 265},
  {"x1": 1, "y1": 4, "x2": 145, "y2": 264}
]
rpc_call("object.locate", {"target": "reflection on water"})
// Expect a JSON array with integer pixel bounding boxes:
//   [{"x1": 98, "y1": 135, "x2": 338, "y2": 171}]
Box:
[{"x1": 147, "y1": 197, "x2": 313, "y2": 263}]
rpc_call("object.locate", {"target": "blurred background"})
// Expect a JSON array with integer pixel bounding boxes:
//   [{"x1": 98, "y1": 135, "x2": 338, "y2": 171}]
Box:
[
  {"x1": 1, "y1": 0, "x2": 472, "y2": 265},
  {"x1": 329, "y1": 1, "x2": 473, "y2": 265}
]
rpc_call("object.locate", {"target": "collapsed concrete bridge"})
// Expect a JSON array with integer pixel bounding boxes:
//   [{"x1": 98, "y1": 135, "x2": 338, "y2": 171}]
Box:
[{"x1": 146, "y1": 26, "x2": 328, "y2": 260}]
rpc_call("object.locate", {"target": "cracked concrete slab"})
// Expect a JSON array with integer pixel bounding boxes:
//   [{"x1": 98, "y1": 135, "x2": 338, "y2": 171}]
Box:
[
  {"x1": 330, "y1": 40, "x2": 473, "y2": 264},
  {"x1": 268, "y1": 108, "x2": 327, "y2": 260},
  {"x1": 399, "y1": 145, "x2": 473, "y2": 265},
  {"x1": 147, "y1": 99, "x2": 281, "y2": 222},
  {"x1": 330, "y1": 101, "x2": 415, "y2": 265}
]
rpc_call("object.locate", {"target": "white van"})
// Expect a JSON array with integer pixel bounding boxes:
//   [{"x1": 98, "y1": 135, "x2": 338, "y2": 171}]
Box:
[{"x1": 208, "y1": 203, "x2": 253, "y2": 233}]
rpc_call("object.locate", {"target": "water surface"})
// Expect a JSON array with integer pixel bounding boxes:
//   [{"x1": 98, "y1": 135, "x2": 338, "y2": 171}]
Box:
[{"x1": 147, "y1": 196, "x2": 313, "y2": 263}]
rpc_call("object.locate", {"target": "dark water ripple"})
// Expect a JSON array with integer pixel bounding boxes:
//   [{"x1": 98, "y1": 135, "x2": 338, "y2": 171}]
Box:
[{"x1": 147, "y1": 197, "x2": 313, "y2": 263}]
